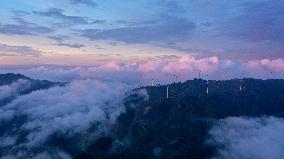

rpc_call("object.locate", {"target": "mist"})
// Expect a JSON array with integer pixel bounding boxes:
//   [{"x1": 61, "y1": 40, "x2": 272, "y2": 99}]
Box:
[
  {"x1": 0, "y1": 79, "x2": 31, "y2": 101},
  {"x1": 0, "y1": 79, "x2": 141, "y2": 158},
  {"x1": 208, "y1": 117, "x2": 284, "y2": 159}
]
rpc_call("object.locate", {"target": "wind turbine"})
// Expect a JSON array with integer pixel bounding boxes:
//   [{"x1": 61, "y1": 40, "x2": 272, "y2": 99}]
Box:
[
  {"x1": 151, "y1": 78, "x2": 154, "y2": 86},
  {"x1": 167, "y1": 85, "x2": 170, "y2": 98},
  {"x1": 240, "y1": 79, "x2": 243, "y2": 91},
  {"x1": 172, "y1": 74, "x2": 178, "y2": 83},
  {"x1": 240, "y1": 70, "x2": 245, "y2": 91},
  {"x1": 206, "y1": 74, "x2": 209, "y2": 94},
  {"x1": 267, "y1": 71, "x2": 273, "y2": 80}
]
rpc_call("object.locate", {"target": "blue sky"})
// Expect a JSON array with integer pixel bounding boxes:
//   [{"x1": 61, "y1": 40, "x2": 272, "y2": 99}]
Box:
[{"x1": 0, "y1": 0, "x2": 283, "y2": 65}]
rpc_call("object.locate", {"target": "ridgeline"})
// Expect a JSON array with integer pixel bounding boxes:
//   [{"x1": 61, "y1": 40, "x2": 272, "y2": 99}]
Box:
[{"x1": 80, "y1": 78, "x2": 284, "y2": 159}]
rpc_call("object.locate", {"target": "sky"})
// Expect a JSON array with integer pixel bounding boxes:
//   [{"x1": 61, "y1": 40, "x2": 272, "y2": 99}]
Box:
[{"x1": 0, "y1": 0, "x2": 283, "y2": 66}]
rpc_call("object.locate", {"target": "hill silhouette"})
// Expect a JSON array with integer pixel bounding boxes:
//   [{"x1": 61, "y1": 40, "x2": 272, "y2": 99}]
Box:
[
  {"x1": 0, "y1": 73, "x2": 63, "y2": 107},
  {"x1": 0, "y1": 73, "x2": 31, "y2": 86}
]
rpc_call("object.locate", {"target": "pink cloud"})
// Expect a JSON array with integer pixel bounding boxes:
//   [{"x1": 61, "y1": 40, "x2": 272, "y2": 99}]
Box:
[
  {"x1": 262, "y1": 58, "x2": 284, "y2": 72},
  {"x1": 1, "y1": 55, "x2": 284, "y2": 85}
]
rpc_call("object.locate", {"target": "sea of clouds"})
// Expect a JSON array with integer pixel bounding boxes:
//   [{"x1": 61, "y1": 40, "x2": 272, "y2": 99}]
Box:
[
  {"x1": 0, "y1": 55, "x2": 284, "y2": 158},
  {"x1": 1, "y1": 55, "x2": 284, "y2": 84},
  {"x1": 0, "y1": 79, "x2": 31, "y2": 101},
  {"x1": 0, "y1": 79, "x2": 134, "y2": 158},
  {"x1": 208, "y1": 117, "x2": 284, "y2": 159}
]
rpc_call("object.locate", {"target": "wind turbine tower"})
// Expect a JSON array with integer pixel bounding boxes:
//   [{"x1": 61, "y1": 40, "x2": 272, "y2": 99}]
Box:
[
  {"x1": 151, "y1": 79, "x2": 154, "y2": 86},
  {"x1": 267, "y1": 71, "x2": 273, "y2": 80},
  {"x1": 240, "y1": 79, "x2": 243, "y2": 91},
  {"x1": 167, "y1": 85, "x2": 169, "y2": 98},
  {"x1": 173, "y1": 74, "x2": 178, "y2": 83},
  {"x1": 206, "y1": 74, "x2": 209, "y2": 94},
  {"x1": 176, "y1": 75, "x2": 179, "y2": 83},
  {"x1": 206, "y1": 80, "x2": 209, "y2": 94},
  {"x1": 240, "y1": 70, "x2": 245, "y2": 91}
]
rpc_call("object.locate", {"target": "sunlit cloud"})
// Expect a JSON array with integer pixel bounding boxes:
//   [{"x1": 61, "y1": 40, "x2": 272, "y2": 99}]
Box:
[{"x1": 1, "y1": 55, "x2": 284, "y2": 83}]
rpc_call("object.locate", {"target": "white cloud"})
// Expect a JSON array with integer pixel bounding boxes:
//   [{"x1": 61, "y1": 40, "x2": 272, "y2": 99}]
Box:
[
  {"x1": 208, "y1": 117, "x2": 284, "y2": 159},
  {"x1": 0, "y1": 136, "x2": 17, "y2": 147},
  {"x1": 0, "y1": 79, "x2": 31, "y2": 101},
  {"x1": 0, "y1": 79, "x2": 139, "y2": 158},
  {"x1": 0, "y1": 43, "x2": 42, "y2": 56}
]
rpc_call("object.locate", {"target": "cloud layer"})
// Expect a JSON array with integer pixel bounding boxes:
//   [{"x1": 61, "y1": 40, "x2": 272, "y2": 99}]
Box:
[
  {"x1": 208, "y1": 117, "x2": 284, "y2": 159},
  {"x1": 0, "y1": 79, "x2": 134, "y2": 158},
  {"x1": 0, "y1": 43, "x2": 42, "y2": 57},
  {"x1": 33, "y1": 8, "x2": 90, "y2": 26},
  {"x1": 1, "y1": 55, "x2": 284, "y2": 83},
  {"x1": 69, "y1": 0, "x2": 97, "y2": 8},
  {"x1": 0, "y1": 79, "x2": 31, "y2": 101},
  {"x1": 81, "y1": 15, "x2": 196, "y2": 44}
]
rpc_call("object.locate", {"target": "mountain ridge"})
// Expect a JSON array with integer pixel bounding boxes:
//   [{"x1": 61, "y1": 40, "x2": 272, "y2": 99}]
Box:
[
  {"x1": 0, "y1": 73, "x2": 64, "y2": 107},
  {"x1": 83, "y1": 78, "x2": 284, "y2": 159}
]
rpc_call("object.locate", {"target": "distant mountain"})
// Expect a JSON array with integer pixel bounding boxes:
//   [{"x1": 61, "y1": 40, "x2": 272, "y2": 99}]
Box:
[
  {"x1": 0, "y1": 73, "x2": 63, "y2": 107},
  {"x1": 77, "y1": 78, "x2": 284, "y2": 159},
  {"x1": 0, "y1": 73, "x2": 31, "y2": 86}
]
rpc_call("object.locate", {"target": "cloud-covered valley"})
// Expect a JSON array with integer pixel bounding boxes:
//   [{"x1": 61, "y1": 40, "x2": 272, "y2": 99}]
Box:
[
  {"x1": 209, "y1": 117, "x2": 284, "y2": 159},
  {"x1": 0, "y1": 79, "x2": 134, "y2": 158}
]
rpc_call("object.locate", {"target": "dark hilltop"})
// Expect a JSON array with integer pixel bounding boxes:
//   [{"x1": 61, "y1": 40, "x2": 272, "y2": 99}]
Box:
[{"x1": 78, "y1": 78, "x2": 284, "y2": 159}]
